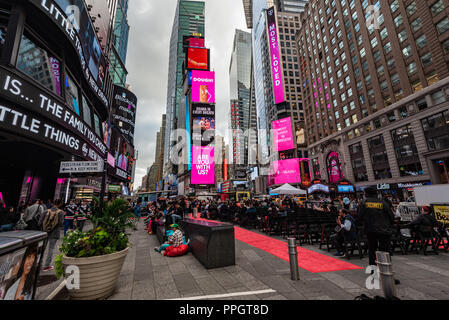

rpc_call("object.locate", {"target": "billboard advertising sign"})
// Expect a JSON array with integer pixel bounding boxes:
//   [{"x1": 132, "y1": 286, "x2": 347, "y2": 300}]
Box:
[
  {"x1": 0, "y1": 68, "x2": 106, "y2": 160},
  {"x1": 187, "y1": 48, "x2": 209, "y2": 70},
  {"x1": 191, "y1": 70, "x2": 215, "y2": 104},
  {"x1": 191, "y1": 146, "x2": 215, "y2": 185},
  {"x1": 272, "y1": 117, "x2": 294, "y2": 152},
  {"x1": 266, "y1": 7, "x2": 285, "y2": 105},
  {"x1": 112, "y1": 85, "x2": 138, "y2": 145},
  {"x1": 31, "y1": 0, "x2": 108, "y2": 107},
  {"x1": 191, "y1": 104, "x2": 215, "y2": 146},
  {"x1": 272, "y1": 159, "x2": 301, "y2": 185}
]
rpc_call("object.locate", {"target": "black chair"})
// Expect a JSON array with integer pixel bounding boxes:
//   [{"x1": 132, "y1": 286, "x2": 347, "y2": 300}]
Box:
[
  {"x1": 341, "y1": 225, "x2": 364, "y2": 260},
  {"x1": 416, "y1": 225, "x2": 440, "y2": 255}
]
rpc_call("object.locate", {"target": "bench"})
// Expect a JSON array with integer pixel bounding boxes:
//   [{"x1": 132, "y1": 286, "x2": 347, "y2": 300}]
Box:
[{"x1": 180, "y1": 218, "x2": 235, "y2": 269}]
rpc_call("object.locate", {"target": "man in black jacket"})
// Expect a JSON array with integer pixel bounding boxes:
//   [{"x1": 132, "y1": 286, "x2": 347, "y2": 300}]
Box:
[{"x1": 357, "y1": 187, "x2": 395, "y2": 266}]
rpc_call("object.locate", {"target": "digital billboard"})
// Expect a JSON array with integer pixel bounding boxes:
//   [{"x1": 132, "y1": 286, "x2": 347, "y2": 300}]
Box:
[
  {"x1": 191, "y1": 70, "x2": 215, "y2": 104},
  {"x1": 266, "y1": 7, "x2": 285, "y2": 105},
  {"x1": 112, "y1": 85, "x2": 138, "y2": 145},
  {"x1": 191, "y1": 104, "x2": 215, "y2": 146},
  {"x1": 191, "y1": 146, "x2": 215, "y2": 185},
  {"x1": 188, "y1": 37, "x2": 205, "y2": 48},
  {"x1": 272, "y1": 159, "x2": 301, "y2": 185},
  {"x1": 187, "y1": 48, "x2": 209, "y2": 70},
  {"x1": 272, "y1": 117, "x2": 294, "y2": 152}
]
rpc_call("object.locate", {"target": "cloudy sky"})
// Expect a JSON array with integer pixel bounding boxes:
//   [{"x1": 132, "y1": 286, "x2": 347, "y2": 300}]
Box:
[{"x1": 126, "y1": 0, "x2": 249, "y2": 190}]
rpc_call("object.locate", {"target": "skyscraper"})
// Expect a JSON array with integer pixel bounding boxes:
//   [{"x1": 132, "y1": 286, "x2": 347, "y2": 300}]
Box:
[
  {"x1": 229, "y1": 29, "x2": 252, "y2": 177},
  {"x1": 296, "y1": 0, "x2": 449, "y2": 195},
  {"x1": 243, "y1": 0, "x2": 309, "y2": 183},
  {"x1": 164, "y1": 0, "x2": 205, "y2": 179}
]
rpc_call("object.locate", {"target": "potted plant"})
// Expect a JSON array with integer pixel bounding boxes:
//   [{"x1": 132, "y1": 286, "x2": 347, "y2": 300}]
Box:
[{"x1": 54, "y1": 197, "x2": 134, "y2": 300}]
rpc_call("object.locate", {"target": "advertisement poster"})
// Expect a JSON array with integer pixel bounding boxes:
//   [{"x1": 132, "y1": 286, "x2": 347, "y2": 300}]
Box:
[
  {"x1": 191, "y1": 104, "x2": 215, "y2": 146},
  {"x1": 191, "y1": 70, "x2": 215, "y2": 104},
  {"x1": 300, "y1": 158, "x2": 312, "y2": 187},
  {"x1": 187, "y1": 48, "x2": 209, "y2": 70},
  {"x1": 272, "y1": 117, "x2": 294, "y2": 152},
  {"x1": 112, "y1": 85, "x2": 138, "y2": 145},
  {"x1": 272, "y1": 159, "x2": 301, "y2": 185},
  {"x1": 1, "y1": 241, "x2": 43, "y2": 300},
  {"x1": 0, "y1": 248, "x2": 26, "y2": 300},
  {"x1": 191, "y1": 146, "x2": 215, "y2": 185},
  {"x1": 433, "y1": 204, "x2": 449, "y2": 225},
  {"x1": 266, "y1": 7, "x2": 285, "y2": 105}
]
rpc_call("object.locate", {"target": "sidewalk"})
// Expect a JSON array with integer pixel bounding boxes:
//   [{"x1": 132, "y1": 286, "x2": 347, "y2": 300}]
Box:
[{"x1": 105, "y1": 220, "x2": 449, "y2": 300}]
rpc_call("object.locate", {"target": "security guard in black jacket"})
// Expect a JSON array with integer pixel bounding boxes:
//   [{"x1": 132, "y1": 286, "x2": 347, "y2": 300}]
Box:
[{"x1": 357, "y1": 187, "x2": 395, "y2": 266}]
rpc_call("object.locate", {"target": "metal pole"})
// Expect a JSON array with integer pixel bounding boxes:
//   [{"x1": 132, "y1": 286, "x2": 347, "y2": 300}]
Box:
[
  {"x1": 288, "y1": 237, "x2": 300, "y2": 280},
  {"x1": 99, "y1": 158, "x2": 107, "y2": 215},
  {"x1": 375, "y1": 251, "x2": 397, "y2": 300}
]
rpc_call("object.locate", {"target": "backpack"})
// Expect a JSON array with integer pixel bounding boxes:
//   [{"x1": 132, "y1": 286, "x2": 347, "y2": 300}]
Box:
[{"x1": 42, "y1": 209, "x2": 61, "y2": 232}]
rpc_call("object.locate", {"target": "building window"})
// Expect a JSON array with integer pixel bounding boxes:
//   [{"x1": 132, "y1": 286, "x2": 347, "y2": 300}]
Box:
[
  {"x1": 421, "y1": 111, "x2": 449, "y2": 151},
  {"x1": 65, "y1": 73, "x2": 80, "y2": 115},
  {"x1": 349, "y1": 142, "x2": 368, "y2": 182},
  {"x1": 437, "y1": 17, "x2": 449, "y2": 34},
  {"x1": 406, "y1": 2, "x2": 417, "y2": 16},
  {"x1": 17, "y1": 33, "x2": 62, "y2": 97},
  {"x1": 432, "y1": 90, "x2": 446, "y2": 105},
  {"x1": 432, "y1": 0, "x2": 445, "y2": 16},
  {"x1": 368, "y1": 135, "x2": 392, "y2": 180},
  {"x1": 416, "y1": 34, "x2": 427, "y2": 48},
  {"x1": 82, "y1": 95, "x2": 92, "y2": 127},
  {"x1": 391, "y1": 124, "x2": 423, "y2": 177},
  {"x1": 421, "y1": 52, "x2": 433, "y2": 67}
]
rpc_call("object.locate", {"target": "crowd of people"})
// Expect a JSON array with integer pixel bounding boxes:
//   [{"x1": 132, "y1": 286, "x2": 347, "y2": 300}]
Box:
[
  {"x1": 0, "y1": 198, "x2": 92, "y2": 272},
  {"x1": 135, "y1": 187, "x2": 445, "y2": 266}
]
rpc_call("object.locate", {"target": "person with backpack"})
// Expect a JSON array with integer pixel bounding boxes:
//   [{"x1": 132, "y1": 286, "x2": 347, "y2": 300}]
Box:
[
  {"x1": 23, "y1": 199, "x2": 45, "y2": 231},
  {"x1": 333, "y1": 209, "x2": 357, "y2": 256},
  {"x1": 39, "y1": 199, "x2": 65, "y2": 272}
]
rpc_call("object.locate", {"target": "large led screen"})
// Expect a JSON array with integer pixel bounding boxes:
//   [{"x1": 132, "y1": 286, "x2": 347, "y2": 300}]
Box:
[
  {"x1": 191, "y1": 70, "x2": 215, "y2": 103},
  {"x1": 191, "y1": 146, "x2": 215, "y2": 185},
  {"x1": 272, "y1": 117, "x2": 294, "y2": 152},
  {"x1": 191, "y1": 104, "x2": 215, "y2": 146},
  {"x1": 187, "y1": 48, "x2": 208, "y2": 70},
  {"x1": 266, "y1": 7, "x2": 285, "y2": 105},
  {"x1": 272, "y1": 159, "x2": 301, "y2": 185}
]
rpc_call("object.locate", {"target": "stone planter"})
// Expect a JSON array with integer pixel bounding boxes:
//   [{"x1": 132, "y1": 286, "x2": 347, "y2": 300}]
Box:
[{"x1": 62, "y1": 247, "x2": 128, "y2": 300}]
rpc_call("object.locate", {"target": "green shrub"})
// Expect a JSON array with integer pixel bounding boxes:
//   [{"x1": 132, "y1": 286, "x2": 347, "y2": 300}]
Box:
[{"x1": 55, "y1": 197, "x2": 134, "y2": 278}]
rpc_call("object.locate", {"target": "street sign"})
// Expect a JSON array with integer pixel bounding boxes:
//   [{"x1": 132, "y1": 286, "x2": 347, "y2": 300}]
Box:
[{"x1": 60, "y1": 161, "x2": 104, "y2": 174}]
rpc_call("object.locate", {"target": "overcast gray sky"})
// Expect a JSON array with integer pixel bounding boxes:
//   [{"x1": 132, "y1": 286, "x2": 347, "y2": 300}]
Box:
[{"x1": 126, "y1": 0, "x2": 249, "y2": 190}]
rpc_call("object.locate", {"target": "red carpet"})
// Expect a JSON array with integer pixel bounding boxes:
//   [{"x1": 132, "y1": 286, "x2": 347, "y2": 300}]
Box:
[
  {"x1": 186, "y1": 215, "x2": 362, "y2": 273},
  {"x1": 234, "y1": 226, "x2": 362, "y2": 273}
]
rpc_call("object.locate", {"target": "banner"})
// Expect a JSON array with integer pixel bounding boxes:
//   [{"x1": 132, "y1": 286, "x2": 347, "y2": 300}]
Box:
[
  {"x1": 0, "y1": 67, "x2": 106, "y2": 159},
  {"x1": 191, "y1": 70, "x2": 215, "y2": 104},
  {"x1": 272, "y1": 159, "x2": 301, "y2": 185},
  {"x1": 266, "y1": 7, "x2": 285, "y2": 105},
  {"x1": 272, "y1": 117, "x2": 294, "y2": 152},
  {"x1": 433, "y1": 204, "x2": 449, "y2": 225},
  {"x1": 191, "y1": 146, "x2": 215, "y2": 185}
]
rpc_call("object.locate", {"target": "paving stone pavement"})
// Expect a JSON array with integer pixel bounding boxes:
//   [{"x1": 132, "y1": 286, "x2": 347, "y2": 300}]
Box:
[
  {"x1": 105, "y1": 221, "x2": 449, "y2": 300},
  {"x1": 35, "y1": 220, "x2": 449, "y2": 300}
]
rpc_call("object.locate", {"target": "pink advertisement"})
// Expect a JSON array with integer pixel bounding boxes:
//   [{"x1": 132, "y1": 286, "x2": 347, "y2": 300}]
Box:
[
  {"x1": 191, "y1": 70, "x2": 215, "y2": 104},
  {"x1": 273, "y1": 117, "x2": 294, "y2": 152},
  {"x1": 266, "y1": 7, "x2": 285, "y2": 105},
  {"x1": 191, "y1": 146, "x2": 215, "y2": 185},
  {"x1": 272, "y1": 159, "x2": 301, "y2": 185}
]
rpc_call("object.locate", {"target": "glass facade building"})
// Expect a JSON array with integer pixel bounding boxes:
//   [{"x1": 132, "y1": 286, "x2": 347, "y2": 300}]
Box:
[{"x1": 229, "y1": 29, "x2": 252, "y2": 168}]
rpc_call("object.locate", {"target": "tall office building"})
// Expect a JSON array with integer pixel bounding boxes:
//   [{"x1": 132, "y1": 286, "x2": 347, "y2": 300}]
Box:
[
  {"x1": 243, "y1": 0, "x2": 308, "y2": 181},
  {"x1": 229, "y1": 29, "x2": 252, "y2": 177},
  {"x1": 164, "y1": 0, "x2": 205, "y2": 179},
  {"x1": 296, "y1": 0, "x2": 449, "y2": 196}
]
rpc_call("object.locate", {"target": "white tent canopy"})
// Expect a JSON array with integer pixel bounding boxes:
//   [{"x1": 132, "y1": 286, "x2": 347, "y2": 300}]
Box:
[{"x1": 270, "y1": 183, "x2": 307, "y2": 195}]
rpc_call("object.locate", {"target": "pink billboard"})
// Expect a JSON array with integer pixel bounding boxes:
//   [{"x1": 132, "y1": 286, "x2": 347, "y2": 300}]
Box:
[
  {"x1": 273, "y1": 117, "x2": 294, "y2": 152},
  {"x1": 266, "y1": 7, "x2": 285, "y2": 105},
  {"x1": 191, "y1": 70, "x2": 215, "y2": 104},
  {"x1": 191, "y1": 146, "x2": 215, "y2": 185},
  {"x1": 272, "y1": 159, "x2": 301, "y2": 185}
]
